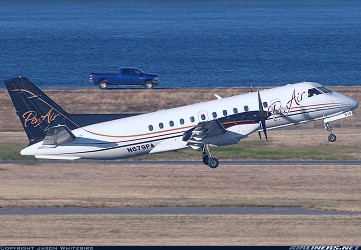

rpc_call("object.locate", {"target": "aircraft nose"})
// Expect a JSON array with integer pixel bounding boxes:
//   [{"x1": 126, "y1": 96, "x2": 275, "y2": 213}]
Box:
[{"x1": 349, "y1": 97, "x2": 359, "y2": 110}]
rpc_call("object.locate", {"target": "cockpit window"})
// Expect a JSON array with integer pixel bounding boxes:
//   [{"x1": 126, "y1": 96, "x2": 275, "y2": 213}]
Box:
[
  {"x1": 318, "y1": 86, "x2": 333, "y2": 94},
  {"x1": 308, "y1": 86, "x2": 333, "y2": 97},
  {"x1": 308, "y1": 88, "x2": 322, "y2": 97}
]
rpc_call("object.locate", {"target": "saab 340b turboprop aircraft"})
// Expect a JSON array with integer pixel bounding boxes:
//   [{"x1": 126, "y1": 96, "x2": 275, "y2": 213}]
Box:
[{"x1": 4, "y1": 77, "x2": 359, "y2": 168}]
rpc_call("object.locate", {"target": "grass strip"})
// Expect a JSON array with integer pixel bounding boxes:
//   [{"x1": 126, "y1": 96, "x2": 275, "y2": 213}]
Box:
[{"x1": 0, "y1": 141, "x2": 357, "y2": 161}]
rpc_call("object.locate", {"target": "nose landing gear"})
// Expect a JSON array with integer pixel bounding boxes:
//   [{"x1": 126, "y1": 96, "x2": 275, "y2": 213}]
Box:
[
  {"x1": 328, "y1": 133, "x2": 337, "y2": 142},
  {"x1": 202, "y1": 144, "x2": 219, "y2": 168},
  {"x1": 324, "y1": 122, "x2": 336, "y2": 142}
]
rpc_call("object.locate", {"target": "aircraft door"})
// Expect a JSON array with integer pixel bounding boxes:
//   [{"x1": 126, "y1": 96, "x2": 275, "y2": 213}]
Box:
[{"x1": 197, "y1": 110, "x2": 209, "y2": 122}]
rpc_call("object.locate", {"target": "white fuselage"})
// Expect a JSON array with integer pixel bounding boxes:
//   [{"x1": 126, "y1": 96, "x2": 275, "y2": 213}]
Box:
[{"x1": 21, "y1": 82, "x2": 358, "y2": 160}]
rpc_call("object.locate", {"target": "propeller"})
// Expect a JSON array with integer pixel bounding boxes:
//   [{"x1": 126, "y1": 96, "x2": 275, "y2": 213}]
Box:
[{"x1": 258, "y1": 91, "x2": 268, "y2": 141}]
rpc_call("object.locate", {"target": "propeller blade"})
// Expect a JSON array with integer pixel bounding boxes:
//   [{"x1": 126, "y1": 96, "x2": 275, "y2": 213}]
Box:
[
  {"x1": 258, "y1": 91, "x2": 263, "y2": 114},
  {"x1": 261, "y1": 119, "x2": 268, "y2": 140},
  {"x1": 258, "y1": 91, "x2": 268, "y2": 141}
]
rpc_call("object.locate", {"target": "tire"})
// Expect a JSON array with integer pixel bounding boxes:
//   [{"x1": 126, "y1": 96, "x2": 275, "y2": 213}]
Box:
[
  {"x1": 202, "y1": 154, "x2": 209, "y2": 165},
  {"x1": 144, "y1": 81, "x2": 153, "y2": 89},
  {"x1": 99, "y1": 80, "x2": 108, "y2": 89},
  {"x1": 328, "y1": 134, "x2": 336, "y2": 142},
  {"x1": 208, "y1": 158, "x2": 219, "y2": 169}
]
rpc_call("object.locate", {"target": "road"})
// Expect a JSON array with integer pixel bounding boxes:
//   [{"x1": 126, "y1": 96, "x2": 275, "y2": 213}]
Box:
[{"x1": 1, "y1": 207, "x2": 360, "y2": 216}]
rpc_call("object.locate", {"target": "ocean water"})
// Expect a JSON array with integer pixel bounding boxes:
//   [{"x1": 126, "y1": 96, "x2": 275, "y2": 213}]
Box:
[{"x1": 1, "y1": 0, "x2": 361, "y2": 88}]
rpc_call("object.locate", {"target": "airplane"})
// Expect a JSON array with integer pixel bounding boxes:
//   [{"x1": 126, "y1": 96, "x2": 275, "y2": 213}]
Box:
[{"x1": 4, "y1": 77, "x2": 359, "y2": 168}]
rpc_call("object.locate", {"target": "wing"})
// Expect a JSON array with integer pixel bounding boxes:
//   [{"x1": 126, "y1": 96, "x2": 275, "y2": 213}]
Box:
[{"x1": 182, "y1": 119, "x2": 226, "y2": 148}]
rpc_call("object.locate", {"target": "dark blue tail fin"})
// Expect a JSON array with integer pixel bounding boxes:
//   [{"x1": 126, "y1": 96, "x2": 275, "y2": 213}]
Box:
[{"x1": 4, "y1": 77, "x2": 78, "y2": 145}]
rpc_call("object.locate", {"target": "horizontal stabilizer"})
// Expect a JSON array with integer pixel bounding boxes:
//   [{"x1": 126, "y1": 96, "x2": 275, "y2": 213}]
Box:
[{"x1": 35, "y1": 155, "x2": 81, "y2": 160}]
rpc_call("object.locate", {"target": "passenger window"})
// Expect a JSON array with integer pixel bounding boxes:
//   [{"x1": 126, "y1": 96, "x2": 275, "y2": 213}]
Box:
[
  {"x1": 159, "y1": 123, "x2": 164, "y2": 129},
  {"x1": 233, "y1": 108, "x2": 238, "y2": 114},
  {"x1": 244, "y1": 106, "x2": 249, "y2": 112},
  {"x1": 201, "y1": 114, "x2": 206, "y2": 120},
  {"x1": 212, "y1": 112, "x2": 217, "y2": 118},
  {"x1": 308, "y1": 88, "x2": 322, "y2": 97},
  {"x1": 169, "y1": 121, "x2": 174, "y2": 127},
  {"x1": 263, "y1": 102, "x2": 268, "y2": 108},
  {"x1": 223, "y1": 110, "x2": 227, "y2": 116},
  {"x1": 149, "y1": 125, "x2": 153, "y2": 131},
  {"x1": 180, "y1": 118, "x2": 184, "y2": 125},
  {"x1": 190, "y1": 116, "x2": 195, "y2": 122}
]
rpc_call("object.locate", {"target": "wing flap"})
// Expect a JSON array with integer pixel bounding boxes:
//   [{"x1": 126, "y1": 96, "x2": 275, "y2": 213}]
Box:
[{"x1": 183, "y1": 119, "x2": 226, "y2": 144}]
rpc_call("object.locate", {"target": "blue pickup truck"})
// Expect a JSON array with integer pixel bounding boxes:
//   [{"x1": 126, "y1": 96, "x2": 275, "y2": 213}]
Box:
[{"x1": 89, "y1": 68, "x2": 159, "y2": 89}]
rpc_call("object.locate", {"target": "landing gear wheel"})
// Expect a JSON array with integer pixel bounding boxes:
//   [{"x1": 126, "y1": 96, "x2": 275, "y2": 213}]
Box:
[
  {"x1": 202, "y1": 144, "x2": 220, "y2": 168},
  {"x1": 99, "y1": 80, "x2": 108, "y2": 89},
  {"x1": 202, "y1": 153, "x2": 209, "y2": 165},
  {"x1": 208, "y1": 158, "x2": 219, "y2": 169},
  {"x1": 324, "y1": 122, "x2": 336, "y2": 142},
  {"x1": 328, "y1": 133, "x2": 336, "y2": 142}
]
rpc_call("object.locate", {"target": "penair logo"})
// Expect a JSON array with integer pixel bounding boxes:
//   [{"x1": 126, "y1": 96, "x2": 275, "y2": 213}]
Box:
[
  {"x1": 11, "y1": 88, "x2": 62, "y2": 128},
  {"x1": 268, "y1": 89, "x2": 306, "y2": 116},
  {"x1": 23, "y1": 109, "x2": 60, "y2": 128}
]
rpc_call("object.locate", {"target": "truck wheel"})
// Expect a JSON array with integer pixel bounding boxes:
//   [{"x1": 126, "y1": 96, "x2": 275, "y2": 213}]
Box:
[
  {"x1": 99, "y1": 80, "x2": 108, "y2": 89},
  {"x1": 144, "y1": 81, "x2": 153, "y2": 89}
]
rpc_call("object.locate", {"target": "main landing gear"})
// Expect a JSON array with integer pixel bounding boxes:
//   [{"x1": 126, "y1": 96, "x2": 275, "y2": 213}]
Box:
[
  {"x1": 324, "y1": 122, "x2": 337, "y2": 142},
  {"x1": 202, "y1": 144, "x2": 219, "y2": 168}
]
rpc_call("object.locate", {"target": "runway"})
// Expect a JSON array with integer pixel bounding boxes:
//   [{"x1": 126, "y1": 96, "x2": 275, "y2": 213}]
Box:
[
  {"x1": 1, "y1": 160, "x2": 361, "y2": 165},
  {"x1": 1, "y1": 207, "x2": 360, "y2": 216}
]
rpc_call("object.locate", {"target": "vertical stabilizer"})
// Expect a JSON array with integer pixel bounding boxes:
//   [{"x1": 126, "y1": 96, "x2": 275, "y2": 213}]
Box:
[{"x1": 4, "y1": 77, "x2": 78, "y2": 145}]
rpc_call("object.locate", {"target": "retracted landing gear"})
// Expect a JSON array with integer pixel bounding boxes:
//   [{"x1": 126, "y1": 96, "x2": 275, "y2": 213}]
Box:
[
  {"x1": 202, "y1": 144, "x2": 219, "y2": 168},
  {"x1": 324, "y1": 122, "x2": 337, "y2": 142}
]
